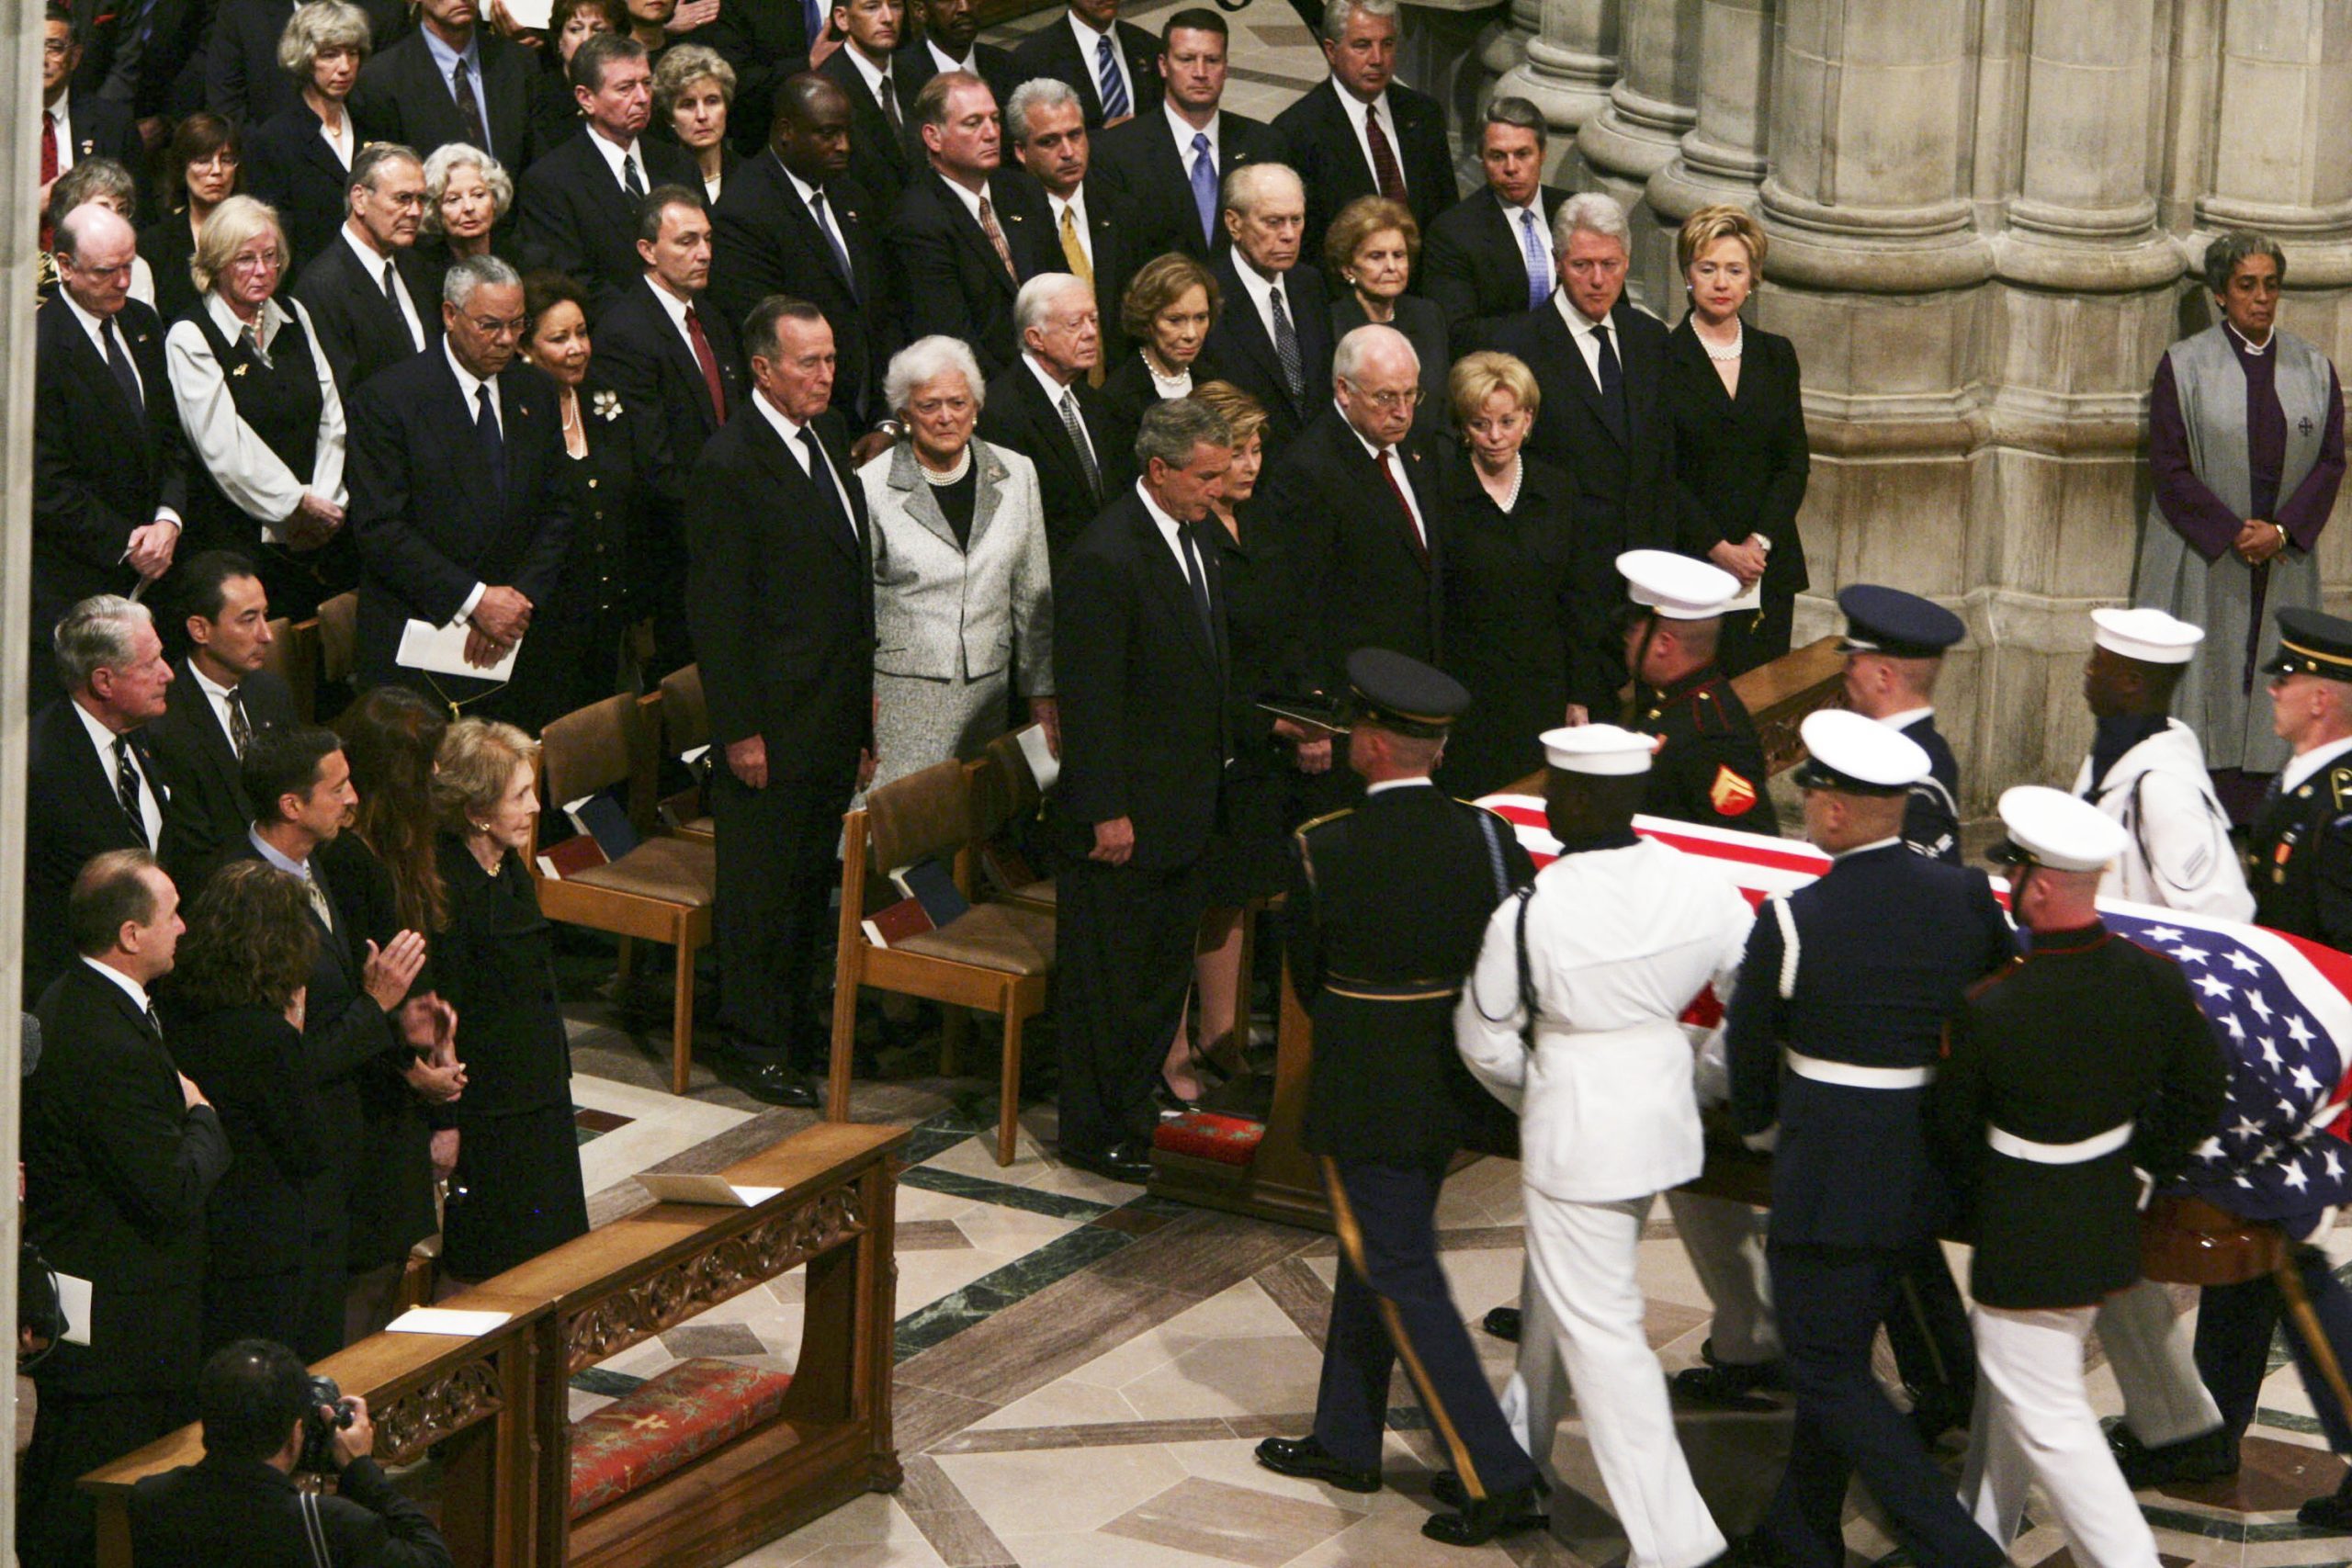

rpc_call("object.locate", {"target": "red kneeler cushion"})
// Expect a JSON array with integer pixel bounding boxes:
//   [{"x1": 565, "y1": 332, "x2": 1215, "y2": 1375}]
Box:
[
  {"x1": 570, "y1": 1358, "x2": 796, "y2": 1518},
  {"x1": 1152, "y1": 1110, "x2": 1265, "y2": 1167}
]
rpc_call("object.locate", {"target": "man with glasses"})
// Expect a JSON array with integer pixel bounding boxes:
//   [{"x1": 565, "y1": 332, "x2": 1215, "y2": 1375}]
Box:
[{"x1": 345, "y1": 254, "x2": 571, "y2": 724}]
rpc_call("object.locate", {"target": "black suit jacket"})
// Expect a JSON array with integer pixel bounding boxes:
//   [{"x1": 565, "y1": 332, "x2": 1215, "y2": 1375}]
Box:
[
  {"x1": 1091, "y1": 107, "x2": 1277, "y2": 259},
  {"x1": 1199, "y1": 254, "x2": 1334, "y2": 460},
  {"x1": 350, "y1": 27, "x2": 537, "y2": 168},
  {"x1": 292, "y1": 233, "x2": 442, "y2": 396},
  {"x1": 24, "y1": 700, "x2": 176, "y2": 1004},
  {"x1": 699, "y1": 0, "x2": 811, "y2": 153},
  {"x1": 1423, "y1": 183, "x2": 1568, "y2": 341},
  {"x1": 978, "y1": 359, "x2": 1136, "y2": 558},
  {"x1": 1272, "y1": 79, "x2": 1457, "y2": 273},
  {"x1": 594, "y1": 275, "x2": 746, "y2": 463},
  {"x1": 207, "y1": 0, "x2": 408, "y2": 127},
  {"x1": 1257, "y1": 403, "x2": 1443, "y2": 693},
  {"x1": 1664, "y1": 316, "x2": 1811, "y2": 593},
  {"x1": 150, "y1": 1002, "x2": 328, "y2": 1288},
  {"x1": 517, "y1": 129, "x2": 702, "y2": 305},
  {"x1": 817, "y1": 44, "x2": 922, "y2": 209},
  {"x1": 684, "y1": 404, "x2": 876, "y2": 766},
  {"x1": 24, "y1": 963, "x2": 229, "y2": 1397},
  {"x1": 245, "y1": 103, "x2": 356, "y2": 271},
  {"x1": 708, "y1": 153, "x2": 898, "y2": 426},
  {"x1": 132, "y1": 1454, "x2": 454, "y2": 1568},
  {"x1": 893, "y1": 37, "x2": 1022, "y2": 109},
  {"x1": 1053, "y1": 489, "x2": 1227, "y2": 867},
  {"x1": 347, "y1": 350, "x2": 574, "y2": 692},
  {"x1": 32, "y1": 294, "x2": 188, "y2": 680},
  {"x1": 891, "y1": 166, "x2": 1057, "y2": 379},
  {"x1": 1007, "y1": 13, "x2": 1161, "y2": 129},
  {"x1": 144, "y1": 660, "x2": 300, "y2": 886}
]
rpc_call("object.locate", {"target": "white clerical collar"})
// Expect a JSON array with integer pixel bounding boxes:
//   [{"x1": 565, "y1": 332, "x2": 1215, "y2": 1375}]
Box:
[
  {"x1": 2226, "y1": 321, "x2": 2273, "y2": 357},
  {"x1": 2282, "y1": 734, "x2": 2352, "y2": 795}
]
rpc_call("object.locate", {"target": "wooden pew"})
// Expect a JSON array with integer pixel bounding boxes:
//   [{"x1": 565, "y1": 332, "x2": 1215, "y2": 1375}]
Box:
[
  {"x1": 1148, "y1": 636, "x2": 1850, "y2": 1230},
  {"x1": 80, "y1": 1122, "x2": 907, "y2": 1568}
]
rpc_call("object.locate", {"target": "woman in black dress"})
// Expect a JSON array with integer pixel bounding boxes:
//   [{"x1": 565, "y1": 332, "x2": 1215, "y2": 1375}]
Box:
[
  {"x1": 244, "y1": 0, "x2": 372, "y2": 272},
  {"x1": 142, "y1": 113, "x2": 244, "y2": 323},
  {"x1": 513, "y1": 268, "x2": 675, "y2": 730},
  {"x1": 1100, "y1": 254, "x2": 1219, "y2": 466},
  {"x1": 160, "y1": 860, "x2": 333, "y2": 1359},
  {"x1": 431, "y1": 718, "x2": 591, "y2": 1283},
  {"x1": 1663, "y1": 202, "x2": 1810, "y2": 676},
  {"x1": 1432, "y1": 350, "x2": 1578, "y2": 797}
]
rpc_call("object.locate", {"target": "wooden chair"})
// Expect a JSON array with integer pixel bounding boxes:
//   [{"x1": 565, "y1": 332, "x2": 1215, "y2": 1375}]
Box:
[
  {"x1": 256, "y1": 615, "x2": 320, "y2": 723},
  {"x1": 829, "y1": 759, "x2": 1053, "y2": 1166},
  {"x1": 968, "y1": 733, "x2": 1055, "y2": 915},
  {"x1": 316, "y1": 591, "x2": 359, "y2": 686},
  {"x1": 654, "y1": 665, "x2": 716, "y2": 843},
  {"x1": 530, "y1": 694, "x2": 718, "y2": 1094}
]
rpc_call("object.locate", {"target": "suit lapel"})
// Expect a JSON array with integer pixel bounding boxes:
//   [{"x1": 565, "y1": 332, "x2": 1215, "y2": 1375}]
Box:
[
  {"x1": 1134, "y1": 502, "x2": 1217, "y2": 675},
  {"x1": 888, "y1": 444, "x2": 962, "y2": 551},
  {"x1": 1544, "y1": 309, "x2": 1620, "y2": 446}
]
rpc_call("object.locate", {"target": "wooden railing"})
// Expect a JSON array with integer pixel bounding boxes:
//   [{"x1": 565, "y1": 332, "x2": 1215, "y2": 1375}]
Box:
[{"x1": 81, "y1": 1122, "x2": 907, "y2": 1568}]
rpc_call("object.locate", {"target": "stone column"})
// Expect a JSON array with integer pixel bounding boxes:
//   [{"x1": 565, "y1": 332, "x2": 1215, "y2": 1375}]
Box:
[
  {"x1": 1647, "y1": 0, "x2": 1779, "y2": 220},
  {"x1": 1491, "y1": 0, "x2": 1619, "y2": 184},
  {"x1": 1577, "y1": 0, "x2": 1703, "y2": 303}
]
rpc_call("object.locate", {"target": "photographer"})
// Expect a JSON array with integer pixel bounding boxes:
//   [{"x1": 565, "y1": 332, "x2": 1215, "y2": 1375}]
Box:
[{"x1": 130, "y1": 1339, "x2": 453, "y2": 1567}]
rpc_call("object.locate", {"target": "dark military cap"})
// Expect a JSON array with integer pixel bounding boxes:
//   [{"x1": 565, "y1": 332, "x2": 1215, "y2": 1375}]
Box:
[
  {"x1": 2265, "y1": 607, "x2": 2352, "y2": 682},
  {"x1": 1344, "y1": 648, "x2": 1469, "y2": 739},
  {"x1": 1838, "y1": 584, "x2": 1965, "y2": 660}
]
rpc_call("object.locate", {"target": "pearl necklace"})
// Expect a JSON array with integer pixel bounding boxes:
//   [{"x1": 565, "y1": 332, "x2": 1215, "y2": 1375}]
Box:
[
  {"x1": 1701, "y1": 323, "x2": 1744, "y2": 362},
  {"x1": 919, "y1": 446, "x2": 973, "y2": 486}
]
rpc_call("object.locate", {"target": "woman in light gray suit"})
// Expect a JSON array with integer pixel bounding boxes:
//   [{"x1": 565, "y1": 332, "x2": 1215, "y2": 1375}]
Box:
[{"x1": 859, "y1": 335, "x2": 1058, "y2": 793}]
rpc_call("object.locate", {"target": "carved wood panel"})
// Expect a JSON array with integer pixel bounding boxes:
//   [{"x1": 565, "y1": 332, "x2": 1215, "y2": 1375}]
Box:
[{"x1": 376, "y1": 1358, "x2": 505, "y2": 1466}]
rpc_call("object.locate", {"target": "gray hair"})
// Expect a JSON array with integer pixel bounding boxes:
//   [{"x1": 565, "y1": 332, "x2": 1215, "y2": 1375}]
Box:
[
  {"x1": 1014, "y1": 271, "x2": 1093, "y2": 336},
  {"x1": 1332, "y1": 321, "x2": 1417, "y2": 385},
  {"x1": 1553, "y1": 189, "x2": 1629, "y2": 255},
  {"x1": 1318, "y1": 0, "x2": 1396, "y2": 44},
  {"x1": 1221, "y1": 160, "x2": 1302, "y2": 220},
  {"x1": 277, "y1": 0, "x2": 372, "y2": 78},
  {"x1": 47, "y1": 158, "x2": 137, "y2": 229},
  {"x1": 1005, "y1": 76, "x2": 1081, "y2": 142},
  {"x1": 54, "y1": 595, "x2": 154, "y2": 694},
  {"x1": 419, "y1": 141, "x2": 514, "y2": 235},
  {"x1": 350, "y1": 141, "x2": 421, "y2": 197},
  {"x1": 653, "y1": 41, "x2": 736, "y2": 116},
  {"x1": 884, "y1": 335, "x2": 986, "y2": 418},
  {"x1": 2204, "y1": 230, "x2": 2287, "y2": 298},
  {"x1": 192, "y1": 195, "x2": 289, "y2": 294},
  {"x1": 1135, "y1": 396, "x2": 1233, "y2": 470},
  {"x1": 443, "y1": 252, "x2": 522, "y2": 310},
  {"x1": 1482, "y1": 96, "x2": 1545, "y2": 150}
]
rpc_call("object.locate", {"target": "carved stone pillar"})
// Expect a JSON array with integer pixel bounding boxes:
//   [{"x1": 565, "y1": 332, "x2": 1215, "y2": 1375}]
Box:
[
  {"x1": 1577, "y1": 0, "x2": 1702, "y2": 303},
  {"x1": 1648, "y1": 0, "x2": 1778, "y2": 220},
  {"x1": 1491, "y1": 0, "x2": 1620, "y2": 183}
]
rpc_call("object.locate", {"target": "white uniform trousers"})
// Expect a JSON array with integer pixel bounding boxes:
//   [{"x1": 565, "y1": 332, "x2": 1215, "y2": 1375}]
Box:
[
  {"x1": 1662, "y1": 1191, "x2": 1779, "y2": 1364},
  {"x1": 1520, "y1": 1191, "x2": 1727, "y2": 1568},
  {"x1": 2096, "y1": 1277, "x2": 2222, "y2": 1448},
  {"x1": 1960, "y1": 1303, "x2": 2160, "y2": 1568}
]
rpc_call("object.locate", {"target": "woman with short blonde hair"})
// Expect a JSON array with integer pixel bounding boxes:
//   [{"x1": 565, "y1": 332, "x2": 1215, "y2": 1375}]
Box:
[
  {"x1": 1446, "y1": 349, "x2": 1540, "y2": 430},
  {"x1": 654, "y1": 43, "x2": 738, "y2": 202}
]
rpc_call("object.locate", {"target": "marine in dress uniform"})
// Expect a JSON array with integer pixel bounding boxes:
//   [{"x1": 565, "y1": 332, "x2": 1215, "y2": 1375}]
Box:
[
  {"x1": 1932, "y1": 787, "x2": 2226, "y2": 1568},
  {"x1": 1725, "y1": 710, "x2": 2015, "y2": 1568},
  {"x1": 1254, "y1": 649, "x2": 1548, "y2": 1549},
  {"x1": 1456, "y1": 724, "x2": 1750, "y2": 1567},
  {"x1": 1619, "y1": 550, "x2": 1777, "y2": 836},
  {"x1": 1838, "y1": 584, "x2": 1964, "y2": 863}
]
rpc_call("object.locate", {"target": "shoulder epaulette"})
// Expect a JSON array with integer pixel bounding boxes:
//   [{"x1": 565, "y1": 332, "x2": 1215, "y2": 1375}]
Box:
[
  {"x1": 2330, "y1": 766, "x2": 2352, "y2": 811},
  {"x1": 1294, "y1": 806, "x2": 1355, "y2": 842}
]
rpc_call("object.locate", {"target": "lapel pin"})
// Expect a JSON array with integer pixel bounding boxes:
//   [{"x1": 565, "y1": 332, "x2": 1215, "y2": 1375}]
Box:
[{"x1": 231, "y1": 363, "x2": 248, "y2": 378}]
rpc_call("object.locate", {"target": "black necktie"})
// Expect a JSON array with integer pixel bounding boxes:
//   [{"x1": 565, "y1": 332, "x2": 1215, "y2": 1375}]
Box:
[
  {"x1": 1178, "y1": 524, "x2": 1215, "y2": 644},
  {"x1": 809, "y1": 187, "x2": 856, "y2": 297},
  {"x1": 101, "y1": 316, "x2": 142, "y2": 416},
  {"x1": 115, "y1": 737, "x2": 148, "y2": 845},
  {"x1": 797, "y1": 426, "x2": 857, "y2": 551},
  {"x1": 474, "y1": 382, "x2": 505, "y2": 492},
  {"x1": 1592, "y1": 319, "x2": 1627, "y2": 436},
  {"x1": 225, "y1": 687, "x2": 252, "y2": 758},
  {"x1": 621, "y1": 149, "x2": 644, "y2": 199},
  {"x1": 450, "y1": 55, "x2": 488, "y2": 155}
]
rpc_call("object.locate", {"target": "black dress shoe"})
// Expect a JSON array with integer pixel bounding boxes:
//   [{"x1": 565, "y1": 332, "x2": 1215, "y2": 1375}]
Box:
[
  {"x1": 1430, "y1": 1469, "x2": 1467, "y2": 1509},
  {"x1": 1722, "y1": 1530, "x2": 1794, "y2": 1567},
  {"x1": 711, "y1": 1055, "x2": 819, "y2": 1107},
  {"x1": 2109, "y1": 1423, "x2": 2238, "y2": 1488},
  {"x1": 1668, "y1": 1337, "x2": 1785, "y2": 1411},
  {"x1": 1060, "y1": 1139, "x2": 1153, "y2": 1183},
  {"x1": 2299, "y1": 1486, "x2": 2352, "y2": 1530},
  {"x1": 1421, "y1": 1483, "x2": 1545, "y2": 1546},
  {"x1": 1253, "y1": 1435, "x2": 1380, "y2": 1494},
  {"x1": 1482, "y1": 1306, "x2": 1521, "y2": 1342},
  {"x1": 1905, "y1": 1386, "x2": 1972, "y2": 1445}
]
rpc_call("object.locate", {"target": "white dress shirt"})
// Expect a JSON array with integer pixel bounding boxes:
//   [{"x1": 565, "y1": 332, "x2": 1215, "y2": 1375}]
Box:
[
  {"x1": 44, "y1": 97, "x2": 77, "y2": 178},
  {"x1": 61, "y1": 289, "x2": 183, "y2": 532},
  {"x1": 1068, "y1": 12, "x2": 1135, "y2": 114},
  {"x1": 781, "y1": 163, "x2": 856, "y2": 289},
  {"x1": 842, "y1": 40, "x2": 896, "y2": 110},
  {"x1": 1227, "y1": 252, "x2": 1297, "y2": 359},
  {"x1": 1365, "y1": 777, "x2": 1433, "y2": 796},
  {"x1": 1165, "y1": 100, "x2": 1218, "y2": 169},
  {"x1": 1026, "y1": 352, "x2": 1102, "y2": 473},
  {"x1": 164, "y1": 293, "x2": 347, "y2": 540},
  {"x1": 1339, "y1": 86, "x2": 1403, "y2": 194},
  {"x1": 641, "y1": 274, "x2": 707, "y2": 371},
  {"x1": 752, "y1": 387, "x2": 860, "y2": 542},
  {"x1": 934, "y1": 167, "x2": 989, "y2": 226},
  {"x1": 1499, "y1": 194, "x2": 1551, "y2": 277},
  {"x1": 443, "y1": 338, "x2": 502, "y2": 622},
  {"x1": 82, "y1": 956, "x2": 153, "y2": 1016},
  {"x1": 2282, "y1": 734, "x2": 2352, "y2": 795},
  {"x1": 925, "y1": 39, "x2": 974, "y2": 75},
  {"x1": 318, "y1": 109, "x2": 355, "y2": 170},
  {"x1": 344, "y1": 224, "x2": 425, "y2": 351},
  {"x1": 583, "y1": 123, "x2": 650, "y2": 193},
  {"x1": 1337, "y1": 400, "x2": 1424, "y2": 548},
  {"x1": 1135, "y1": 479, "x2": 1205, "y2": 585},
  {"x1": 1554, "y1": 290, "x2": 1616, "y2": 386},
  {"x1": 1046, "y1": 186, "x2": 1091, "y2": 270},
  {"x1": 74, "y1": 697, "x2": 164, "y2": 848},
  {"x1": 187, "y1": 660, "x2": 245, "y2": 753}
]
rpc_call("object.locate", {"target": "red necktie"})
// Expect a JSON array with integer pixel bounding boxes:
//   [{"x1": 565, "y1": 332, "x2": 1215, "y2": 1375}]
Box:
[
  {"x1": 40, "y1": 110, "x2": 57, "y2": 252},
  {"x1": 684, "y1": 305, "x2": 727, "y2": 425},
  {"x1": 1364, "y1": 104, "x2": 1406, "y2": 205},
  {"x1": 1377, "y1": 449, "x2": 1428, "y2": 570}
]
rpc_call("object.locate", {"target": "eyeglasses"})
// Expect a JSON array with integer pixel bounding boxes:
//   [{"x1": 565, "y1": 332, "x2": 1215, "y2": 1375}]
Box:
[
  {"x1": 228, "y1": 252, "x2": 281, "y2": 274},
  {"x1": 464, "y1": 315, "x2": 527, "y2": 339},
  {"x1": 1342, "y1": 379, "x2": 1420, "y2": 412},
  {"x1": 42, "y1": 39, "x2": 73, "y2": 58}
]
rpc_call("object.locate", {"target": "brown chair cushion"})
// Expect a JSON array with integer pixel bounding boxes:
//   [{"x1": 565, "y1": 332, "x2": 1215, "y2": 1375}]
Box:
[
  {"x1": 570, "y1": 835, "x2": 717, "y2": 906},
  {"x1": 894, "y1": 902, "x2": 1054, "y2": 976}
]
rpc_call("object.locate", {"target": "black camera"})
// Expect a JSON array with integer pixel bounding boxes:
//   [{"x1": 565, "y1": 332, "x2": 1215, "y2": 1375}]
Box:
[{"x1": 300, "y1": 1374, "x2": 356, "y2": 1473}]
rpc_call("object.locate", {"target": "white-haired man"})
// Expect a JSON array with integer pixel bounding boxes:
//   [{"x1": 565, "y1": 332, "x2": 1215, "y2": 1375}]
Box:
[
  {"x1": 978, "y1": 271, "x2": 1133, "y2": 558},
  {"x1": 1201, "y1": 160, "x2": 1332, "y2": 459}
]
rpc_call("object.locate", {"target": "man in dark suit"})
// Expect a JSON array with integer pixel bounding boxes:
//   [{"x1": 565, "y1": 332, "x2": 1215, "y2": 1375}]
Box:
[
  {"x1": 349, "y1": 0, "x2": 535, "y2": 166},
  {"x1": 1200, "y1": 162, "x2": 1333, "y2": 462},
  {"x1": 517, "y1": 33, "x2": 699, "y2": 305},
  {"x1": 816, "y1": 0, "x2": 921, "y2": 208},
  {"x1": 1008, "y1": 0, "x2": 1159, "y2": 130},
  {"x1": 130, "y1": 1339, "x2": 455, "y2": 1568},
  {"x1": 1422, "y1": 96, "x2": 1566, "y2": 340},
  {"x1": 708, "y1": 73, "x2": 899, "y2": 433},
  {"x1": 893, "y1": 72, "x2": 1057, "y2": 378},
  {"x1": 18, "y1": 849, "x2": 228, "y2": 1568},
  {"x1": 34, "y1": 202, "x2": 188, "y2": 703},
  {"x1": 1006, "y1": 76, "x2": 1141, "y2": 362},
  {"x1": 1050, "y1": 397, "x2": 1231, "y2": 1182},
  {"x1": 1090, "y1": 8, "x2": 1275, "y2": 261},
  {"x1": 978, "y1": 273, "x2": 1134, "y2": 558},
  {"x1": 686, "y1": 299, "x2": 875, "y2": 1108},
  {"x1": 26, "y1": 596, "x2": 180, "y2": 1006},
  {"x1": 292, "y1": 142, "x2": 440, "y2": 396},
  {"x1": 595, "y1": 185, "x2": 744, "y2": 461},
  {"x1": 146, "y1": 552, "x2": 301, "y2": 886},
  {"x1": 1272, "y1": 0, "x2": 1455, "y2": 277},
  {"x1": 40, "y1": 6, "x2": 148, "y2": 223},
  {"x1": 1469, "y1": 192, "x2": 1695, "y2": 706},
  {"x1": 346, "y1": 254, "x2": 572, "y2": 722},
  {"x1": 895, "y1": 0, "x2": 1019, "y2": 106}
]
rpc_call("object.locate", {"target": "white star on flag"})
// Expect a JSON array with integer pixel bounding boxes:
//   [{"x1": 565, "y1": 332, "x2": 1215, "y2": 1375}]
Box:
[
  {"x1": 2224, "y1": 1014, "x2": 2247, "y2": 1042},
  {"x1": 2249, "y1": 992, "x2": 2275, "y2": 1023},
  {"x1": 2228, "y1": 951, "x2": 2263, "y2": 975},
  {"x1": 2196, "y1": 1136, "x2": 2226, "y2": 1161},
  {"x1": 2293, "y1": 1065, "x2": 2324, "y2": 1095},
  {"x1": 2197, "y1": 973, "x2": 2234, "y2": 999},
  {"x1": 2147, "y1": 927, "x2": 2184, "y2": 943},
  {"x1": 2286, "y1": 1160, "x2": 2311, "y2": 1190},
  {"x1": 2173, "y1": 945, "x2": 2211, "y2": 965},
  {"x1": 2289, "y1": 1015, "x2": 2318, "y2": 1049},
  {"x1": 2263, "y1": 1037, "x2": 2284, "y2": 1069},
  {"x1": 2329, "y1": 1149, "x2": 2345, "y2": 1180},
  {"x1": 2234, "y1": 1115, "x2": 2266, "y2": 1141}
]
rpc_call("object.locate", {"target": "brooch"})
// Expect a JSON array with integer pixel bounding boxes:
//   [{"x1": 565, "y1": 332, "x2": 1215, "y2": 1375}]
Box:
[
  {"x1": 230, "y1": 363, "x2": 247, "y2": 378},
  {"x1": 593, "y1": 389, "x2": 622, "y2": 423}
]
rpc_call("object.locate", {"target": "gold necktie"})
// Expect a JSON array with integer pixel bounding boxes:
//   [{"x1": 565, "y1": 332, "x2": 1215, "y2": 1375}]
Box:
[{"x1": 1059, "y1": 207, "x2": 1105, "y2": 386}]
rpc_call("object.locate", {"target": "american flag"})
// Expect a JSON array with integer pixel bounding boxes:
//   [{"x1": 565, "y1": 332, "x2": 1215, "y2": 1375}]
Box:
[{"x1": 1478, "y1": 795, "x2": 2352, "y2": 1221}]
